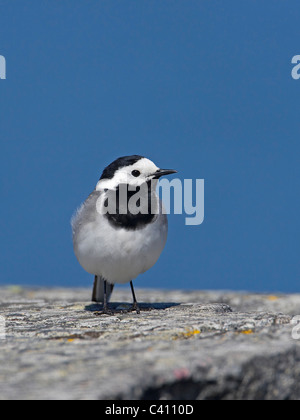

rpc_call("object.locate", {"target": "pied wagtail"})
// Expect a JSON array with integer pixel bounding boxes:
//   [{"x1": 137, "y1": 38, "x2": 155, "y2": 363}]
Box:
[{"x1": 72, "y1": 155, "x2": 177, "y2": 313}]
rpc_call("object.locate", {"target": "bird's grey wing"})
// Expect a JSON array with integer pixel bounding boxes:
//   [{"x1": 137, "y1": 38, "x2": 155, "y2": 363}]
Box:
[
  {"x1": 72, "y1": 191, "x2": 114, "y2": 303},
  {"x1": 71, "y1": 190, "x2": 102, "y2": 241}
]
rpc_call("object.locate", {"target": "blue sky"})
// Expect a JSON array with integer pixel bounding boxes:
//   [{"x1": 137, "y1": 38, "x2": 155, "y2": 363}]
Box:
[{"x1": 0, "y1": 1, "x2": 299, "y2": 292}]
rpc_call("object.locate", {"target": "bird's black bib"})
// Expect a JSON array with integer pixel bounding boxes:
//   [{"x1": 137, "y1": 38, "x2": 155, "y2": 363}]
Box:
[{"x1": 103, "y1": 182, "x2": 157, "y2": 230}]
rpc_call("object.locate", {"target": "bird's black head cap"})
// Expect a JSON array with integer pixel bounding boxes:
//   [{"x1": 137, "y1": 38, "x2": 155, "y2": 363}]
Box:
[{"x1": 100, "y1": 155, "x2": 145, "y2": 180}]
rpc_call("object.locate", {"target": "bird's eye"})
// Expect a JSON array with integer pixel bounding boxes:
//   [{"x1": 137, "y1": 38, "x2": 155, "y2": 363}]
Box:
[{"x1": 132, "y1": 170, "x2": 141, "y2": 177}]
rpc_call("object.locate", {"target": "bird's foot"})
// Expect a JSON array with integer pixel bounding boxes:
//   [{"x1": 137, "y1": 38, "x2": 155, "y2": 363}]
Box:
[
  {"x1": 95, "y1": 304, "x2": 114, "y2": 316},
  {"x1": 132, "y1": 303, "x2": 141, "y2": 314}
]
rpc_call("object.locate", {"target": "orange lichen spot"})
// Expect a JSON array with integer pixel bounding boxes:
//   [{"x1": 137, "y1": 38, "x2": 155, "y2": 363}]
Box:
[
  {"x1": 185, "y1": 329, "x2": 201, "y2": 337},
  {"x1": 240, "y1": 330, "x2": 254, "y2": 335},
  {"x1": 267, "y1": 295, "x2": 279, "y2": 301}
]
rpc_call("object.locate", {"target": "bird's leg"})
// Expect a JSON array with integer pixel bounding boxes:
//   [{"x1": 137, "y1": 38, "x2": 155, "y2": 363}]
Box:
[
  {"x1": 102, "y1": 280, "x2": 113, "y2": 314},
  {"x1": 130, "y1": 281, "x2": 141, "y2": 314}
]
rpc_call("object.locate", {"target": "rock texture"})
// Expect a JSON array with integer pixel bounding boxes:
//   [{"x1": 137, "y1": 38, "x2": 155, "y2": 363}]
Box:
[{"x1": 0, "y1": 286, "x2": 300, "y2": 400}]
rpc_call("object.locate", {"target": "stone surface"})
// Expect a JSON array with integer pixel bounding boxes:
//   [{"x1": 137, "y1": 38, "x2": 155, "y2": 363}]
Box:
[{"x1": 0, "y1": 286, "x2": 300, "y2": 400}]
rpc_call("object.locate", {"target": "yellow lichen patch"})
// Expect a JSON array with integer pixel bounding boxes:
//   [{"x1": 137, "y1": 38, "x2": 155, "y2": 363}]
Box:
[
  {"x1": 7, "y1": 285, "x2": 24, "y2": 294},
  {"x1": 267, "y1": 295, "x2": 279, "y2": 301},
  {"x1": 67, "y1": 339, "x2": 75, "y2": 343},
  {"x1": 174, "y1": 328, "x2": 201, "y2": 340},
  {"x1": 240, "y1": 330, "x2": 254, "y2": 335}
]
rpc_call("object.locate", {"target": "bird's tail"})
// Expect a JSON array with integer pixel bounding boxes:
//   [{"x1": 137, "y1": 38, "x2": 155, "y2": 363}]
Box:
[{"x1": 92, "y1": 276, "x2": 114, "y2": 303}]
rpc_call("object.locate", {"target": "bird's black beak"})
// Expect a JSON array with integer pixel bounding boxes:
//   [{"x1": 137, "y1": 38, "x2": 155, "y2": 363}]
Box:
[{"x1": 152, "y1": 169, "x2": 178, "y2": 179}]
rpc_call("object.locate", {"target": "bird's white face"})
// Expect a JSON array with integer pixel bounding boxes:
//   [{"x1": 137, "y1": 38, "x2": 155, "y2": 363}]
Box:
[{"x1": 96, "y1": 158, "x2": 160, "y2": 191}]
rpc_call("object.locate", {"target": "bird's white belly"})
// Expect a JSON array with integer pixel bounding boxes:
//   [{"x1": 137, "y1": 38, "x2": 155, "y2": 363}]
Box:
[{"x1": 74, "y1": 214, "x2": 168, "y2": 284}]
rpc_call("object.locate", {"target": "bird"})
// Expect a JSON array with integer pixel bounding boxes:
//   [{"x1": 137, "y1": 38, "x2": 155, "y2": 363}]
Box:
[{"x1": 71, "y1": 155, "x2": 177, "y2": 314}]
